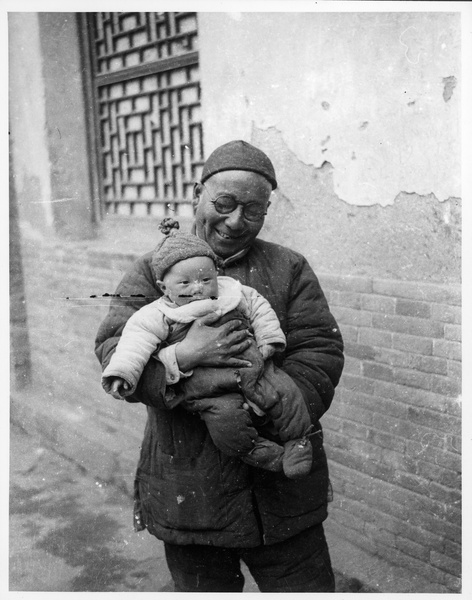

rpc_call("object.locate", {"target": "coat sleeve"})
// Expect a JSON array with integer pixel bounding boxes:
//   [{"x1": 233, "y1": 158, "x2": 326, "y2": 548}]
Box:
[
  {"x1": 101, "y1": 303, "x2": 170, "y2": 395},
  {"x1": 94, "y1": 253, "x2": 168, "y2": 408},
  {"x1": 241, "y1": 285, "x2": 286, "y2": 351},
  {"x1": 281, "y1": 256, "x2": 344, "y2": 423}
]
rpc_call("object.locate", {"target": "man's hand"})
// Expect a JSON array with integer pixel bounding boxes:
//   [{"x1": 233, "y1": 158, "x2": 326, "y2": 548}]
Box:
[{"x1": 175, "y1": 311, "x2": 253, "y2": 371}]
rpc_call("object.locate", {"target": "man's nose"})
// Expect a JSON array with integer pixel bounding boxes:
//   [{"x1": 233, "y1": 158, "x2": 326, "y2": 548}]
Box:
[{"x1": 225, "y1": 205, "x2": 245, "y2": 229}]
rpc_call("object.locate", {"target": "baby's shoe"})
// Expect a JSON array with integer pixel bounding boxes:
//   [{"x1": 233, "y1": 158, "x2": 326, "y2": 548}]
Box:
[
  {"x1": 242, "y1": 438, "x2": 284, "y2": 472},
  {"x1": 282, "y1": 437, "x2": 313, "y2": 479}
]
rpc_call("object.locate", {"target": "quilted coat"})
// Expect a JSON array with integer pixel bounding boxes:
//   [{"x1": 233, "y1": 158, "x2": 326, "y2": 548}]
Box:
[
  {"x1": 101, "y1": 276, "x2": 286, "y2": 396},
  {"x1": 95, "y1": 237, "x2": 344, "y2": 547}
]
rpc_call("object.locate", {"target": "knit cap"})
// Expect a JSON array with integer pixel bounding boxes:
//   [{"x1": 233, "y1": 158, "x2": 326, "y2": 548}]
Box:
[
  {"x1": 151, "y1": 218, "x2": 219, "y2": 281},
  {"x1": 201, "y1": 140, "x2": 277, "y2": 190}
]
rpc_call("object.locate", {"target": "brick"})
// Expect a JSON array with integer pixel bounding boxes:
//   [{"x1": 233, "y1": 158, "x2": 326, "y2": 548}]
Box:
[
  {"x1": 407, "y1": 440, "x2": 461, "y2": 473},
  {"x1": 362, "y1": 458, "x2": 396, "y2": 482},
  {"x1": 367, "y1": 430, "x2": 406, "y2": 453},
  {"x1": 341, "y1": 420, "x2": 370, "y2": 441},
  {"x1": 318, "y1": 273, "x2": 373, "y2": 293},
  {"x1": 396, "y1": 299, "x2": 431, "y2": 319},
  {"x1": 341, "y1": 356, "x2": 362, "y2": 375},
  {"x1": 446, "y1": 433, "x2": 461, "y2": 454},
  {"x1": 394, "y1": 367, "x2": 433, "y2": 391},
  {"x1": 333, "y1": 306, "x2": 373, "y2": 327},
  {"x1": 372, "y1": 413, "x2": 445, "y2": 451},
  {"x1": 405, "y1": 405, "x2": 460, "y2": 434},
  {"x1": 375, "y1": 544, "x2": 447, "y2": 588},
  {"x1": 375, "y1": 348, "x2": 411, "y2": 369},
  {"x1": 395, "y1": 535, "x2": 430, "y2": 562},
  {"x1": 332, "y1": 403, "x2": 374, "y2": 428},
  {"x1": 364, "y1": 521, "x2": 396, "y2": 546},
  {"x1": 409, "y1": 355, "x2": 448, "y2": 376},
  {"x1": 386, "y1": 487, "x2": 458, "y2": 527},
  {"x1": 430, "y1": 550, "x2": 462, "y2": 577},
  {"x1": 444, "y1": 324, "x2": 461, "y2": 341},
  {"x1": 358, "y1": 327, "x2": 392, "y2": 348},
  {"x1": 431, "y1": 303, "x2": 461, "y2": 324},
  {"x1": 318, "y1": 413, "x2": 342, "y2": 432},
  {"x1": 373, "y1": 279, "x2": 461, "y2": 305},
  {"x1": 443, "y1": 539, "x2": 462, "y2": 562},
  {"x1": 373, "y1": 314, "x2": 444, "y2": 338},
  {"x1": 335, "y1": 497, "x2": 376, "y2": 525},
  {"x1": 363, "y1": 361, "x2": 394, "y2": 382},
  {"x1": 381, "y1": 447, "x2": 416, "y2": 473},
  {"x1": 433, "y1": 339, "x2": 461, "y2": 361},
  {"x1": 368, "y1": 387, "x2": 411, "y2": 418},
  {"x1": 329, "y1": 290, "x2": 362, "y2": 309},
  {"x1": 428, "y1": 481, "x2": 461, "y2": 505},
  {"x1": 393, "y1": 470, "x2": 431, "y2": 496},
  {"x1": 331, "y1": 392, "x2": 378, "y2": 423},
  {"x1": 443, "y1": 573, "x2": 462, "y2": 593},
  {"x1": 429, "y1": 374, "x2": 461, "y2": 398},
  {"x1": 340, "y1": 373, "x2": 376, "y2": 395},
  {"x1": 374, "y1": 380, "x2": 456, "y2": 414},
  {"x1": 447, "y1": 360, "x2": 462, "y2": 380},
  {"x1": 344, "y1": 341, "x2": 376, "y2": 360},
  {"x1": 337, "y1": 323, "x2": 358, "y2": 343},
  {"x1": 328, "y1": 506, "x2": 365, "y2": 533},
  {"x1": 360, "y1": 294, "x2": 396, "y2": 314}
]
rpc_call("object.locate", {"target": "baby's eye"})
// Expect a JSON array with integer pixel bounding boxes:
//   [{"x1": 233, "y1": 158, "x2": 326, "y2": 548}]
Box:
[
  {"x1": 203, "y1": 278, "x2": 211, "y2": 283},
  {"x1": 180, "y1": 280, "x2": 189, "y2": 285}
]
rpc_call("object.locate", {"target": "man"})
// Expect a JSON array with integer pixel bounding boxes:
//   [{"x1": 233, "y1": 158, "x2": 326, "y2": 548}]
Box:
[{"x1": 95, "y1": 140, "x2": 344, "y2": 592}]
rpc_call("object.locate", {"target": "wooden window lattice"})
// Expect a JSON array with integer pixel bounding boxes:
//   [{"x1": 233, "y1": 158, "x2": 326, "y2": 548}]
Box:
[{"x1": 87, "y1": 12, "x2": 204, "y2": 217}]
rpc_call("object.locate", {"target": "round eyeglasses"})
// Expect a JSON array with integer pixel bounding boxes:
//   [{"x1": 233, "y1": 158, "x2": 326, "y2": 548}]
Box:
[{"x1": 202, "y1": 183, "x2": 270, "y2": 222}]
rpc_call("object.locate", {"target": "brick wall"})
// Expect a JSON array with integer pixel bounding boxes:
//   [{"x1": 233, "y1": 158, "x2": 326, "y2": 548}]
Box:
[
  {"x1": 11, "y1": 229, "x2": 461, "y2": 593},
  {"x1": 319, "y1": 274, "x2": 461, "y2": 593}
]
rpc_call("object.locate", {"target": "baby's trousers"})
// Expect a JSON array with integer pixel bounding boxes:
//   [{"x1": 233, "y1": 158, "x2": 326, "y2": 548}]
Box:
[{"x1": 186, "y1": 393, "x2": 258, "y2": 457}]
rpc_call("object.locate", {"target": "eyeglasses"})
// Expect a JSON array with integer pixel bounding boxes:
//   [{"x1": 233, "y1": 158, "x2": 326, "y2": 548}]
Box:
[{"x1": 202, "y1": 183, "x2": 270, "y2": 222}]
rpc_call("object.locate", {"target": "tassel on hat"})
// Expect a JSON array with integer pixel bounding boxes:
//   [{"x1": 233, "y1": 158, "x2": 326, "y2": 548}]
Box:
[{"x1": 151, "y1": 218, "x2": 219, "y2": 281}]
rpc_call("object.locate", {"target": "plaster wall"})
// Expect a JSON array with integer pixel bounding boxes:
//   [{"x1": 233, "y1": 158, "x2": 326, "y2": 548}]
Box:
[
  {"x1": 9, "y1": 13, "x2": 95, "y2": 240},
  {"x1": 197, "y1": 12, "x2": 461, "y2": 284},
  {"x1": 9, "y1": 13, "x2": 53, "y2": 231},
  {"x1": 198, "y1": 12, "x2": 460, "y2": 206}
]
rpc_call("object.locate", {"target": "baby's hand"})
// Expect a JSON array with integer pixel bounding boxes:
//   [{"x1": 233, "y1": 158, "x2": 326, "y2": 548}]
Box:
[
  {"x1": 258, "y1": 344, "x2": 275, "y2": 361},
  {"x1": 108, "y1": 377, "x2": 130, "y2": 400}
]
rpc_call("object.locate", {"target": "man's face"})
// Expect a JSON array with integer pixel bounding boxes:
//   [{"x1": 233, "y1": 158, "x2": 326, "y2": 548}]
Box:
[{"x1": 194, "y1": 170, "x2": 272, "y2": 258}]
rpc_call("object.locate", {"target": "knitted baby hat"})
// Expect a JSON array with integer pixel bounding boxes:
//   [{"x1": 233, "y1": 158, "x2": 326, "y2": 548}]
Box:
[
  {"x1": 151, "y1": 218, "x2": 219, "y2": 281},
  {"x1": 200, "y1": 140, "x2": 278, "y2": 190}
]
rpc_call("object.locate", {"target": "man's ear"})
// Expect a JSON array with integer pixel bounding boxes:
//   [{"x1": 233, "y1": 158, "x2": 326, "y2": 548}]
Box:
[
  {"x1": 156, "y1": 280, "x2": 166, "y2": 295},
  {"x1": 193, "y1": 182, "x2": 203, "y2": 211}
]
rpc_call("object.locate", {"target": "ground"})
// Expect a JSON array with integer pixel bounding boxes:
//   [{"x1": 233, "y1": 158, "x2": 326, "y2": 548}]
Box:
[{"x1": 9, "y1": 422, "x2": 369, "y2": 593}]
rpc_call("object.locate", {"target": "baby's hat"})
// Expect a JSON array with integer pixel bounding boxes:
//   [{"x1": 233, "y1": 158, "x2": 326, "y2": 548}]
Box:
[{"x1": 151, "y1": 218, "x2": 218, "y2": 280}]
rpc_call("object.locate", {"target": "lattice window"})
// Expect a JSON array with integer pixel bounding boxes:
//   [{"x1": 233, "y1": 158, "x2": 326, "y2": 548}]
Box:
[{"x1": 86, "y1": 12, "x2": 204, "y2": 217}]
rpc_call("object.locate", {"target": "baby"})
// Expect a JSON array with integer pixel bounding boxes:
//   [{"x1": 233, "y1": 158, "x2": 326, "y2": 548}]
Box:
[{"x1": 102, "y1": 219, "x2": 313, "y2": 478}]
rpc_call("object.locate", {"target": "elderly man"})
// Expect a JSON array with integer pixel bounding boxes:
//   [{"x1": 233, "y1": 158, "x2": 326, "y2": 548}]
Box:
[{"x1": 95, "y1": 140, "x2": 344, "y2": 592}]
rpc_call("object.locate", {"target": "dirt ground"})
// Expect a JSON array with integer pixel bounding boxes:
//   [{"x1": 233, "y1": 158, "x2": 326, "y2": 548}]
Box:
[{"x1": 9, "y1": 421, "x2": 367, "y2": 594}]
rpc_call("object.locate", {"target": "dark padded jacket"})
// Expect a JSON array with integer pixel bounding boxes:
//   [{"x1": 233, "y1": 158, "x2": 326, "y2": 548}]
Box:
[{"x1": 95, "y1": 237, "x2": 344, "y2": 547}]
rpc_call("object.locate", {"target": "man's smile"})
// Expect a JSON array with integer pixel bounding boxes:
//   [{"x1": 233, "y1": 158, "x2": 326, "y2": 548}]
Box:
[{"x1": 215, "y1": 228, "x2": 244, "y2": 240}]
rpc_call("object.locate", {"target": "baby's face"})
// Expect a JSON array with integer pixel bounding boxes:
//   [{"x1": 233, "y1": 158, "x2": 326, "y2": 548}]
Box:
[{"x1": 160, "y1": 256, "x2": 219, "y2": 306}]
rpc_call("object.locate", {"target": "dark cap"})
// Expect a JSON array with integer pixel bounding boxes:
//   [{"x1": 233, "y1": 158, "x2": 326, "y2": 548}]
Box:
[{"x1": 200, "y1": 140, "x2": 277, "y2": 190}]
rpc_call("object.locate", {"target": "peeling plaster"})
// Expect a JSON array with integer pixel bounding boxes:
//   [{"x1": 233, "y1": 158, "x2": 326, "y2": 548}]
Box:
[
  {"x1": 200, "y1": 12, "x2": 460, "y2": 207},
  {"x1": 253, "y1": 126, "x2": 461, "y2": 284},
  {"x1": 442, "y1": 76, "x2": 457, "y2": 102}
]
